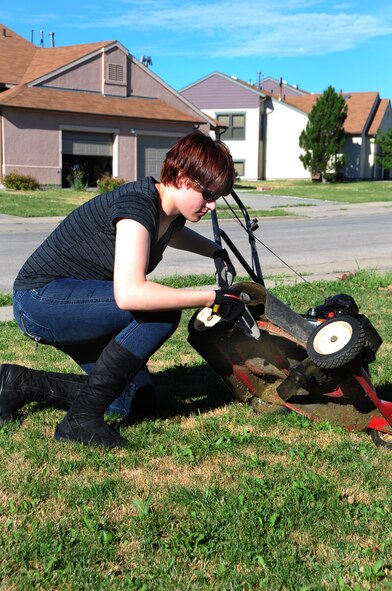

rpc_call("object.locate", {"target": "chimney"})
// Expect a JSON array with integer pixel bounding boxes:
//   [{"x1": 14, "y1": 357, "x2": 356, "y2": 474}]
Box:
[{"x1": 49, "y1": 31, "x2": 55, "y2": 47}]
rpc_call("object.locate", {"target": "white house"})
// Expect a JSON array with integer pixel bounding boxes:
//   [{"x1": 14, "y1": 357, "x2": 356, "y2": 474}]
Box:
[{"x1": 181, "y1": 72, "x2": 392, "y2": 180}]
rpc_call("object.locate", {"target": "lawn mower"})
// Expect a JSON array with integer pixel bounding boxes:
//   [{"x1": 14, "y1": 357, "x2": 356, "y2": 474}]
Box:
[{"x1": 188, "y1": 190, "x2": 392, "y2": 449}]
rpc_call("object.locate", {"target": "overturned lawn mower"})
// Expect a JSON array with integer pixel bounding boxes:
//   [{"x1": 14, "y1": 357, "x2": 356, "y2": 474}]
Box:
[{"x1": 188, "y1": 191, "x2": 392, "y2": 449}]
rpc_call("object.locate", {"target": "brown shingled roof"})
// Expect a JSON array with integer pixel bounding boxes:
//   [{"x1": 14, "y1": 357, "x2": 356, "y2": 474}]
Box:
[
  {"x1": 0, "y1": 24, "x2": 36, "y2": 85},
  {"x1": 0, "y1": 84, "x2": 206, "y2": 124},
  {"x1": 20, "y1": 41, "x2": 116, "y2": 84},
  {"x1": 341, "y1": 93, "x2": 380, "y2": 134},
  {"x1": 0, "y1": 23, "x2": 116, "y2": 87},
  {"x1": 285, "y1": 92, "x2": 381, "y2": 135},
  {"x1": 368, "y1": 98, "x2": 390, "y2": 135}
]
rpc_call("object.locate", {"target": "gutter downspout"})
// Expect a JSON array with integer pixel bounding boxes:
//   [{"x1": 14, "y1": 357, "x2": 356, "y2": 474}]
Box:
[{"x1": 258, "y1": 96, "x2": 272, "y2": 180}]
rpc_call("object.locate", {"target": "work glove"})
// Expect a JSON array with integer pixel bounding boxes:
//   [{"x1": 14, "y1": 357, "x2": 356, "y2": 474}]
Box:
[
  {"x1": 213, "y1": 249, "x2": 236, "y2": 289},
  {"x1": 213, "y1": 288, "x2": 246, "y2": 322}
]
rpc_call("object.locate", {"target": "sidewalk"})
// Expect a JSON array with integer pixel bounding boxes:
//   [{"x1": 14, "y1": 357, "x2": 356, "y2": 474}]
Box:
[
  {"x1": 0, "y1": 307, "x2": 13, "y2": 321},
  {"x1": 228, "y1": 193, "x2": 392, "y2": 219}
]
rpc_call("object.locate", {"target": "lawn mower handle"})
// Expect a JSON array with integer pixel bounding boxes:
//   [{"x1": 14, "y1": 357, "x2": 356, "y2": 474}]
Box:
[{"x1": 211, "y1": 190, "x2": 265, "y2": 286}]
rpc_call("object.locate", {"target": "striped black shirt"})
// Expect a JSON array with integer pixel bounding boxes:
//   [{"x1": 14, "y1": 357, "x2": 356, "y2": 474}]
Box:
[{"x1": 14, "y1": 177, "x2": 185, "y2": 291}]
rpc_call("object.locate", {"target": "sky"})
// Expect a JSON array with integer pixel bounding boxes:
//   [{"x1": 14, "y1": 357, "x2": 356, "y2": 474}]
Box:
[{"x1": 2, "y1": 0, "x2": 392, "y2": 97}]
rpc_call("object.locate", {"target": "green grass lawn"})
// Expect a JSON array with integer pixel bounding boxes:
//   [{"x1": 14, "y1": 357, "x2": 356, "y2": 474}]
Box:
[
  {"x1": 1, "y1": 271, "x2": 391, "y2": 590},
  {"x1": 0, "y1": 188, "x2": 92, "y2": 217},
  {"x1": 235, "y1": 179, "x2": 392, "y2": 204},
  {"x1": 0, "y1": 188, "x2": 291, "y2": 220},
  {"x1": 1, "y1": 179, "x2": 392, "y2": 218}
]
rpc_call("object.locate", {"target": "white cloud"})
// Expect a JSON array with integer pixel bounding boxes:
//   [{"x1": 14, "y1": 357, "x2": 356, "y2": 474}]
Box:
[
  {"x1": 106, "y1": 0, "x2": 392, "y2": 58},
  {"x1": 210, "y1": 12, "x2": 392, "y2": 57},
  {"x1": 19, "y1": 0, "x2": 392, "y2": 59}
]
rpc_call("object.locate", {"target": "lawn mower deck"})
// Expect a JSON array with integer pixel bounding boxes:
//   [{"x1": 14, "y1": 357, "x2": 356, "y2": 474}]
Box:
[{"x1": 188, "y1": 281, "x2": 391, "y2": 446}]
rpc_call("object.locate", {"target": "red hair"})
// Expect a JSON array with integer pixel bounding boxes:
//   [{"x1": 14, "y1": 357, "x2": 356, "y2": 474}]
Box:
[{"x1": 160, "y1": 131, "x2": 235, "y2": 196}]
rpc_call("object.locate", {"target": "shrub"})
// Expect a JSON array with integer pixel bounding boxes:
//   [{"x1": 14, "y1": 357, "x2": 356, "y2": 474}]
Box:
[
  {"x1": 66, "y1": 166, "x2": 87, "y2": 191},
  {"x1": 3, "y1": 171, "x2": 39, "y2": 190},
  {"x1": 97, "y1": 174, "x2": 127, "y2": 194}
]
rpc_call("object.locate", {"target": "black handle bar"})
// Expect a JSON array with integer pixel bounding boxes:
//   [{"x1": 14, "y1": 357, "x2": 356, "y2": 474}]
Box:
[{"x1": 211, "y1": 189, "x2": 265, "y2": 286}]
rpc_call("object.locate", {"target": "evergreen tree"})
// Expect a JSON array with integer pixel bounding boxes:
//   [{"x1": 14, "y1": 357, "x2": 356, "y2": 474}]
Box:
[
  {"x1": 299, "y1": 86, "x2": 348, "y2": 181},
  {"x1": 375, "y1": 128, "x2": 392, "y2": 173}
]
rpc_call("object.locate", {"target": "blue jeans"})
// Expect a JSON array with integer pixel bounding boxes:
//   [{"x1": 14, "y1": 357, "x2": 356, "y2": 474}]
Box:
[{"x1": 13, "y1": 279, "x2": 181, "y2": 415}]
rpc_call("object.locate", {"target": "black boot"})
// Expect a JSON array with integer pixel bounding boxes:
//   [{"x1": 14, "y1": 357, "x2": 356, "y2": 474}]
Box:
[
  {"x1": 0, "y1": 364, "x2": 87, "y2": 426},
  {"x1": 54, "y1": 338, "x2": 143, "y2": 448}
]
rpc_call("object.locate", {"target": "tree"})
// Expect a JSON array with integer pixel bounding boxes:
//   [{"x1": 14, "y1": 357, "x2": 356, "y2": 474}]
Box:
[
  {"x1": 375, "y1": 128, "x2": 392, "y2": 174},
  {"x1": 299, "y1": 86, "x2": 348, "y2": 181}
]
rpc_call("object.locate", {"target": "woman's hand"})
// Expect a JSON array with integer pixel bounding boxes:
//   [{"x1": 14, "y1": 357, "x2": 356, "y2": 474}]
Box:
[
  {"x1": 213, "y1": 249, "x2": 236, "y2": 288},
  {"x1": 212, "y1": 288, "x2": 245, "y2": 321}
]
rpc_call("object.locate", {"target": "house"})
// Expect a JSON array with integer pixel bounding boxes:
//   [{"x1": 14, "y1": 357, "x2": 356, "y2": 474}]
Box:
[
  {"x1": 0, "y1": 24, "x2": 218, "y2": 187},
  {"x1": 180, "y1": 72, "x2": 392, "y2": 180},
  {"x1": 180, "y1": 72, "x2": 309, "y2": 180},
  {"x1": 286, "y1": 92, "x2": 392, "y2": 180}
]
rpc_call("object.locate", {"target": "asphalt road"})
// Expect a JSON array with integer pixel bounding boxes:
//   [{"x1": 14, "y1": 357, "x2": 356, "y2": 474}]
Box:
[
  {"x1": 155, "y1": 211, "x2": 391, "y2": 283},
  {"x1": 0, "y1": 194, "x2": 391, "y2": 295}
]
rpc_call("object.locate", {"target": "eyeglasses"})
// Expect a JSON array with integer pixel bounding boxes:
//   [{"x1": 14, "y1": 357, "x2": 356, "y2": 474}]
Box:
[{"x1": 191, "y1": 177, "x2": 220, "y2": 202}]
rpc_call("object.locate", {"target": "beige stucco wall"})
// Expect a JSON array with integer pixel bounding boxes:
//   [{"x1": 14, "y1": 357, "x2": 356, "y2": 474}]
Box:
[
  {"x1": 130, "y1": 60, "x2": 207, "y2": 129},
  {"x1": 44, "y1": 54, "x2": 103, "y2": 93},
  {"x1": 103, "y1": 47, "x2": 127, "y2": 97},
  {"x1": 1, "y1": 107, "x2": 196, "y2": 185},
  {"x1": 2, "y1": 109, "x2": 63, "y2": 185},
  {"x1": 2, "y1": 109, "x2": 130, "y2": 185},
  {"x1": 43, "y1": 48, "x2": 129, "y2": 98}
]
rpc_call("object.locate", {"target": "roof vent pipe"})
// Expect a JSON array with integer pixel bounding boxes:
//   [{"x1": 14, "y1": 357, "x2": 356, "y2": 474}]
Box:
[
  {"x1": 31, "y1": 29, "x2": 34, "y2": 43},
  {"x1": 49, "y1": 31, "x2": 55, "y2": 47},
  {"x1": 40, "y1": 30, "x2": 44, "y2": 48},
  {"x1": 140, "y1": 55, "x2": 153, "y2": 68},
  {"x1": 278, "y1": 76, "x2": 283, "y2": 101}
]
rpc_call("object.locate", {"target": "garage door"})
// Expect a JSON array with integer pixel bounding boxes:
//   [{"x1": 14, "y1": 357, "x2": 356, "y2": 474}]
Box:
[
  {"x1": 137, "y1": 136, "x2": 179, "y2": 178},
  {"x1": 62, "y1": 131, "x2": 113, "y2": 156}
]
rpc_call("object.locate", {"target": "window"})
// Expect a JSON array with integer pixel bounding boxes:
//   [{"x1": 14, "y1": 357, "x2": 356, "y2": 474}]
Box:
[
  {"x1": 108, "y1": 63, "x2": 124, "y2": 82},
  {"x1": 217, "y1": 113, "x2": 246, "y2": 140},
  {"x1": 233, "y1": 160, "x2": 245, "y2": 177}
]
